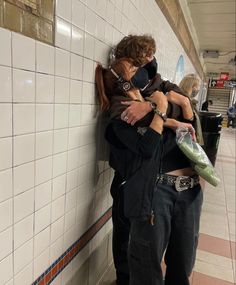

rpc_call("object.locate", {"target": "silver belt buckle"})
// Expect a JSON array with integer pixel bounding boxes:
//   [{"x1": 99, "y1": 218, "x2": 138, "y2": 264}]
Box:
[{"x1": 175, "y1": 176, "x2": 190, "y2": 192}]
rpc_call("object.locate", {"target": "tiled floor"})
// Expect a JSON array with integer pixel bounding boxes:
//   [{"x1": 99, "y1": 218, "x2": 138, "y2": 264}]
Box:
[{"x1": 99, "y1": 128, "x2": 236, "y2": 285}]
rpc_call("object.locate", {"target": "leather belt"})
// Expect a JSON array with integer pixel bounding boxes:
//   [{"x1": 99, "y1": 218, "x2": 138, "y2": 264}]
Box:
[{"x1": 156, "y1": 174, "x2": 199, "y2": 192}]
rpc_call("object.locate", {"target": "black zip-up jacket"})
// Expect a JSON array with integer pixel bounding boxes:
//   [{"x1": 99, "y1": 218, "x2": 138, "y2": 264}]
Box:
[{"x1": 105, "y1": 119, "x2": 162, "y2": 220}]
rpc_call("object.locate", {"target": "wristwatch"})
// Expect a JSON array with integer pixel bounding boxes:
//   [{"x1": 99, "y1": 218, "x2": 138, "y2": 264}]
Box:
[
  {"x1": 153, "y1": 108, "x2": 167, "y2": 122},
  {"x1": 146, "y1": 99, "x2": 167, "y2": 121}
]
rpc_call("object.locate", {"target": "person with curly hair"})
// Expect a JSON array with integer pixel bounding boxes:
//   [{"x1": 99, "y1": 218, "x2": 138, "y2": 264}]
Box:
[{"x1": 104, "y1": 35, "x2": 200, "y2": 285}]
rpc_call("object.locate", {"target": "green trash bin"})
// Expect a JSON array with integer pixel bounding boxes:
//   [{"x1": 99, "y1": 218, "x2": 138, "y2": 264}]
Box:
[{"x1": 198, "y1": 112, "x2": 223, "y2": 166}]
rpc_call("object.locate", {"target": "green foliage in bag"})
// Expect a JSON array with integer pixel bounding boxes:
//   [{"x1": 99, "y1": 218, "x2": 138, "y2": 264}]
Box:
[{"x1": 176, "y1": 127, "x2": 220, "y2": 187}]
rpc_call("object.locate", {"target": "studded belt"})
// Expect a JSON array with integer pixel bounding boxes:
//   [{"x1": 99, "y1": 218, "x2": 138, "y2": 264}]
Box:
[{"x1": 156, "y1": 174, "x2": 199, "y2": 192}]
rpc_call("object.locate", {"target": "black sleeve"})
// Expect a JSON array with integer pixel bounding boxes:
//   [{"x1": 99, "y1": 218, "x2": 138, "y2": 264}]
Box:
[
  {"x1": 159, "y1": 77, "x2": 183, "y2": 94},
  {"x1": 106, "y1": 120, "x2": 161, "y2": 158}
]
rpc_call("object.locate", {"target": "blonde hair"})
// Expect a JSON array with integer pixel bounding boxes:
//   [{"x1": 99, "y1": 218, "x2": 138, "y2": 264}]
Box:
[{"x1": 179, "y1": 74, "x2": 200, "y2": 96}]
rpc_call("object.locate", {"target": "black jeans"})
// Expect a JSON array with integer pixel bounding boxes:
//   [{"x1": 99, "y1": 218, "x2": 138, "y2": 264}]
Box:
[
  {"x1": 110, "y1": 174, "x2": 130, "y2": 285},
  {"x1": 129, "y1": 183, "x2": 203, "y2": 285}
]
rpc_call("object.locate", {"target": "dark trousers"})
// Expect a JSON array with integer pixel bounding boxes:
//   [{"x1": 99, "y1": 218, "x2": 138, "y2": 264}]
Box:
[
  {"x1": 129, "y1": 183, "x2": 203, "y2": 285},
  {"x1": 110, "y1": 174, "x2": 130, "y2": 285},
  {"x1": 227, "y1": 117, "x2": 236, "y2": 128}
]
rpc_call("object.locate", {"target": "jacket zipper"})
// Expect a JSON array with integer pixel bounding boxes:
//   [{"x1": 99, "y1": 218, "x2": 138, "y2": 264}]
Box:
[{"x1": 149, "y1": 137, "x2": 164, "y2": 225}]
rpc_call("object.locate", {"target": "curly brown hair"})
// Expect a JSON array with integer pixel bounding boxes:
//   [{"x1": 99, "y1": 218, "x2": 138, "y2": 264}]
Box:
[{"x1": 115, "y1": 34, "x2": 156, "y2": 67}]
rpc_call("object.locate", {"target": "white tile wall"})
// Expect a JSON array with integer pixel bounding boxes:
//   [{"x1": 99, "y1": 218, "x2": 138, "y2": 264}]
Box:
[
  {"x1": 0, "y1": 254, "x2": 13, "y2": 284},
  {"x1": 0, "y1": 104, "x2": 12, "y2": 138},
  {"x1": 0, "y1": 137, "x2": 12, "y2": 171},
  {"x1": 0, "y1": 198, "x2": 12, "y2": 233},
  {"x1": 36, "y1": 73, "x2": 54, "y2": 103},
  {"x1": 13, "y1": 69, "x2": 35, "y2": 103},
  {"x1": 36, "y1": 42, "x2": 55, "y2": 74},
  {"x1": 14, "y1": 262, "x2": 33, "y2": 285},
  {"x1": 0, "y1": 0, "x2": 197, "y2": 282},
  {"x1": 0, "y1": 66, "x2": 12, "y2": 102},
  {"x1": 0, "y1": 28, "x2": 11, "y2": 66},
  {"x1": 0, "y1": 169, "x2": 13, "y2": 203},
  {"x1": 12, "y1": 33, "x2": 35, "y2": 71}
]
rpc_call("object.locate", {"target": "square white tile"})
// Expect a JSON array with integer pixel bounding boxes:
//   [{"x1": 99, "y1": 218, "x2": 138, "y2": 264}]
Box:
[
  {"x1": 67, "y1": 148, "x2": 79, "y2": 172},
  {"x1": 0, "y1": 227, "x2": 12, "y2": 261},
  {"x1": 14, "y1": 239, "x2": 33, "y2": 274},
  {"x1": 36, "y1": 104, "x2": 54, "y2": 132},
  {"x1": 36, "y1": 41, "x2": 55, "y2": 75},
  {"x1": 0, "y1": 169, "x2": 12, "y2": 203},
  {"x1": 55, "y1": 77, "x2": 70, "y2": 103},
  {"x1": 12, "y1": 69, "x2": 35, "y2": 103},
  {"x1": 69, "y1": 104, "x2": 81, "y2": 127},
  {"x1": 51, "y1": 195, "x2": 65, "y2": 223},
  {"x1": 53, "y1": 128, "x2": 68, "y2": 154},
  {"x1": 52, "y1": 174, "x2": 66, "y2": 200},
  {"x1": 85, "y1": 7, "x2": 96, "y2": 36},
  {"x1": 14, "y1": 189, "x2": 34, "y2": 223},
  {"x1": 36, "y1": 73, "x2": 54, "y2": 103},
  {"x1": 55, "y1": 48, "x2": 70, "y2": 78},
  {"x1": 0, "y1": 104, "x2": 12, "y2": 138},
  {"x1": 34, "y1": 226, "x2": 50, "y2": 257},
  {"x1": 68, "y1": 127, "x2": 80, "y2": 150},
  {"x1": 71, "y1": 26, "x2": 84, "y2": 56},
  {"x1": 65, "y1": 188, "x2": 77, "y2": 212},
  {"x1": 96, "y1": 15, "x2": 106, "y2": 41},
  {"x1": 54, "y1": 104, "x2": 69, "y2": 129},
  {"x1": 83, "y1": 33, "x2": 94, "y2": 60},
  {"x1": 12, "y1": 33, "x2": 35, "y2": 71},
  {"x1": 0, "y1": 28, "x2": 11, "y2": 66},
  {"x1": 55, "y1": 17, "x2": 71, "y2": 51},
  {"x1": 50, "y1": 236, "x2": 63, "y2": 263},
  {"x1": 34, "y1": 204, "x2": 51, "y2": 234},
  {"x1": 0, "y1": 254, "x2": 13, "y2": 284},
  {"x1": 0, "y1": 198, "x2": 12, "y2": 233},
  {"x1": 13, "y1": 162, "x2": 34, "y2": 195},
  {"x1": 33, "y1": 248, "x2": 50, "y2": 280},
  {"x1": 70, "y1": 53, "x2": 83, "y2": 80},
  {"x1": 72, "y1": 0, "x2": 85, "y2": 30},
  {"x1": 51, "y1": 217, "x2": 64, "y2": 243},
  {"x1": 52, "y1": 152, "x2": 67, "y2": 177},
  {"x1": 0, "y1": 66, "x2": 12, "y2": 102},
  {"x1": 64, "y1": 207, "x2": 76, "y2": 231},
  {"x1": 14, "y1": 214, "x2": 33, "y2": 249},
  {"x1": 35, "y1": 156, "x2": 53, "y2": 185},
  {"x1": 0, "y1": 137, "x2": 12, "y2": 171},
  {"x1": 13, "y1": 134, "x2": 35, "y2": 166},
  {"x1": 35, "y1": 131, "x2": 53, "y2": 159},
  {"x1": 83, "y1": 58, "x2": 95, "y2": 82},
  {"x1": 82, "y1": 82, "x2": 95, "y2": 104},
  {"x1": 70, "y1": 79, "x2": 82, "y2": 104},
  {"x1": 13, "y1": 104, "x2": 35, "y2": 136},
  {"x1": 106, "y1": 1, "x2": 115, "y2": 25},
  {"x1": 66, "y1": 169, "x2": 79, "y2": 192},
  {"x1": 14, "y1": 262, "x2": 33, "y2": 285},
  {"x1": 35, "y1": 180, "x2": 52, "y2": 211},
  {"x1": 56, "y1": 0, "x2": 72, "y2": 21}
]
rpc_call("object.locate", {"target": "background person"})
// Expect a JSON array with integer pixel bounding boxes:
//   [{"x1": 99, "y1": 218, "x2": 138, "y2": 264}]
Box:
[
  {"x1": 227, "y1": 102, "x2": 236, "y2": 128},
  {"x1": 201, "y1": 99, "x2": 213, "y2": 111},
  {"x1": 179, "y1": 73, "x2": 204, "y2": 145}
]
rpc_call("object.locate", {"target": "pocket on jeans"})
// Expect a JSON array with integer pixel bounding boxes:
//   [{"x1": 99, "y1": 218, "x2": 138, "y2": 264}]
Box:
[{"x1": 129, "y1": 238, "x2": 153, "y2": 285}]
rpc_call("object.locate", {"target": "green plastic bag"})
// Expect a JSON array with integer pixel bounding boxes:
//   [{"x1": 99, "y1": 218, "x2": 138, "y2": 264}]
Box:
[{"x1": 176, "y1": 127, "x2": 220, "y2": 187}]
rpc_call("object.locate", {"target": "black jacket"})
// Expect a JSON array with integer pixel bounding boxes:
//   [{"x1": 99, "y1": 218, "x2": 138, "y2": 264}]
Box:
[{"x1": 105, "y1": 119, "x2": 162, "y2": 220}]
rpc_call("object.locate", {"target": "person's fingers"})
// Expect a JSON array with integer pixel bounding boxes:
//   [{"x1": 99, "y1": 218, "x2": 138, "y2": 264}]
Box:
[
  {"x1": 121, "y1": 101, "x2": 133, "y2": 106},
  {"x1": 130, "y1": 119, "x2": 137, "y2": 126},
  {"x1": 121, "y1": 111, "x2": 127, "y2": 120}
]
